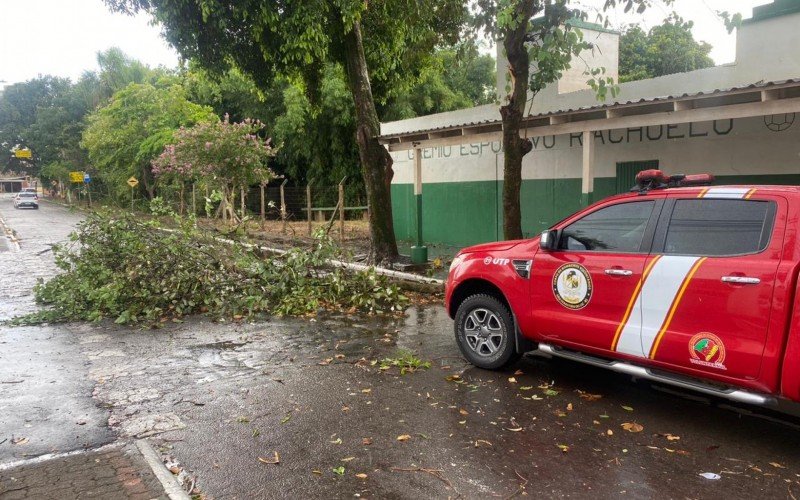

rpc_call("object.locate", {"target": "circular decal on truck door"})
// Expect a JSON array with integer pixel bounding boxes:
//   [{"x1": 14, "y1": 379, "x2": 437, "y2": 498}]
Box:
[
  {"x1": 552, "y1": 263, "x2": 593, "y2": 310},
  {"x1": 688, "y1": 332, "x2": 727, "y2": 370}
]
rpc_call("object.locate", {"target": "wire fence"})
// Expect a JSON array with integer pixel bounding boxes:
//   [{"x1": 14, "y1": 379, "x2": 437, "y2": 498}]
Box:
[{"x1": 156, "y1": 179, "x2": 369, "y2": 242}]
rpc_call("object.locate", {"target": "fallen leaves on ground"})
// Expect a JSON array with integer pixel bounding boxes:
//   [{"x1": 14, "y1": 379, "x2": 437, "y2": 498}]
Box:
[
  {"x1": 621, "y1": 422, "x2": 644, "y2": 433},
  {"x1": 508, "y1": 377, "x2": 517, "y2": 383},
  {"x1": 11, "y1": 437, "x2": 28, "y2": 445},
  {"x1": 362, "y1": 437, "x2": 373, "y2": 445},
  {"x1": 475, "y1": 439, "x2": 492, "y2": 448},
  {"x1": 258, "y1": 452, "x2": 280, "y2": 465},
  {"x1": 341, "y1": 457, "x2": 355, "y2": 462},
  {"x1": 332, "y1": 466, "x2": 345, "y2": 476},
  {"x1": 557, "y1": 444, "x2": 569, "y2": 453},
  {"x1": 397, "y1": 434, "x2": 412, "y2": 442},
  {"x1": 621, "y1": 405, "x2": 634, "y2": 412},
  {"x1": 656, "y1": 433, "x2": 680, "y2": 441},
  {"x1": 770, "y1": 462, "x2": 787, "y2": 469},
  {"x1": 577, "y1": 391, "x2": 603, "y2": 401},
  {"x1": 514, "y1": 369, "x2": 524, "y2": 375},
  {"x1": 355, "y1": 473, "x2": 368, "y2": 479}
]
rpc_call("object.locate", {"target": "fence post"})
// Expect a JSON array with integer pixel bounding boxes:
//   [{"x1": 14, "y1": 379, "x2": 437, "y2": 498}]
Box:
[
  {"x1": 306, "y1": 180, "x2": 313, "y2": 236},
  {"x1": 338, "y1": 176, "x2": 346, "y2": 243},
  {"x1": 280, "y1": 179, "x2": 288, "y2": 234},
  {"x1": 260, "y1": 181, "x2": 266, "y2": 230}
]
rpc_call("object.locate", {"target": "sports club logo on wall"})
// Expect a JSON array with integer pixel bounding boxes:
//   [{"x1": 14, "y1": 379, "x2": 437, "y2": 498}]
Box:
[
  {"x1": 552, "y1": 263, "x2": 592, "y2": 310},
  {"x1": 764, "y1": 113, "x2": 795, "y2": 132},
  {"x1": 689, "y1": 333, "x2": 727, "y2": 370}
]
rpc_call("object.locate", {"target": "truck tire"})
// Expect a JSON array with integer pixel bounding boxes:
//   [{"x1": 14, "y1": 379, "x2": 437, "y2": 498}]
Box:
[{"x1": 454, "y1": 294, "x2": 520, "y2": 370}]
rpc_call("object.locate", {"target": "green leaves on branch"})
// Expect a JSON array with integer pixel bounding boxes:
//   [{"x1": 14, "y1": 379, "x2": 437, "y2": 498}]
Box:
[
  {"x1": 586, "y1": 67, "x2": 619, "y2": 102},
  {"x1": 14, "y1": 211, "x2": 408, "y2": 326},
  {"x1": 81, "y1": 83, "x2": 217, "y2": 199}
]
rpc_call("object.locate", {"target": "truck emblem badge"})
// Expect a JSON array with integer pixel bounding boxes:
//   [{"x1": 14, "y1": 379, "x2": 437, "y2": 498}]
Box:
[
  {"x1": 689, "y1": 333, "x2": 727, "y2": 370},
  {"x1": 552, "y1": 263, "x2": 592, "y2": 310},
  {"x1": 484, "y1": 257, "x2": 510, "y2": 266}
]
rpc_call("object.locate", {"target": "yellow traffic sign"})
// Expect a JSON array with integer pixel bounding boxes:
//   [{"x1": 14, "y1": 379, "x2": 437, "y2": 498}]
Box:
[
  {"x1": 69, "y1": 171, "x2": 84, "y2": 183},
  {"x1": 127, "y1": 177, "x2": 139, "y2": 188},
  {"x1": 14, "y1": 149, "x2": 32, "y2": 159}
]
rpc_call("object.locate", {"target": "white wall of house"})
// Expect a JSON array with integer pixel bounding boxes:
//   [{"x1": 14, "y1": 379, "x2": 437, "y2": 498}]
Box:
[{"x1": 390, "y1": 115, "x2": 800, "y2": 185}]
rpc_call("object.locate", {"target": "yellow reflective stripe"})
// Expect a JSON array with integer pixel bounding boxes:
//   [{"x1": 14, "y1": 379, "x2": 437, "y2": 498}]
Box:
[
  {"x1": 611, "y1": 255, "x2": 661, "y2": 351},
  {"x1": 648, "y1": 257, "x2": 707, "y2": 359},
  {"x1": 745, "y1": 188, "x2": 757, "y2": 199},
  {"x1": 697, "y1": 188, "x2": 710, "y2": 198}
]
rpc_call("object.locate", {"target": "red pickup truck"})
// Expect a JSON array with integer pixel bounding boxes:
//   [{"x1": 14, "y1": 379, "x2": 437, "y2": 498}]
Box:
[{"x1": 445, "y1": 170, "x2": 800, "y2": 406}]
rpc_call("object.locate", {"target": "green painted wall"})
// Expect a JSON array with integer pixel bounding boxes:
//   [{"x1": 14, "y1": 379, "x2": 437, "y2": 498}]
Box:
[{"x1": 392, "y1": 173, "x2": 800, "y2": 247}]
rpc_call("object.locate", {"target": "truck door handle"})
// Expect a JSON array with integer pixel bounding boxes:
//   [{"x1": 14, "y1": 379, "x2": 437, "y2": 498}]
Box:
[
  {"x1": 605, "y1": 269, "x2": 633, "y2": 276},
  {"x1": 721, "y1": 276, "x2": 761, "y2": 285}
]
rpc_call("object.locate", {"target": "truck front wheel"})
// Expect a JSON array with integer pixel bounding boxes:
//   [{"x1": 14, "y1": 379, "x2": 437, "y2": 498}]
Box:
[{"x1": 454, "y1": 294, "x2": 519, "y2": 370}]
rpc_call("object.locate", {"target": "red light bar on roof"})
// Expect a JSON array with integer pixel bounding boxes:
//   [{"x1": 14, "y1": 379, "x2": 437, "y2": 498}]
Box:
[{"x1": 632, "y1": 169, "x2": 714, "y2": 192}]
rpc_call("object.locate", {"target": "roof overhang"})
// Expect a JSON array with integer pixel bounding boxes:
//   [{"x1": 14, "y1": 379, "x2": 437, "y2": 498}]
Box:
[{"x1": 380, "y1": 80, "x2": 800, "y2": 152}]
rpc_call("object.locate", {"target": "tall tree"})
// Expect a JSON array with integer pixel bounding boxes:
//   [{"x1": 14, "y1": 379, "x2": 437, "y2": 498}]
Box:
[
  {"x1": 0, "y1": 76, "x2": 72, "y2": 174},
  {"x1": 619, "y1": 15, "x2": 713, "y2": 82},
  {"x1": 82, "y1": 83, "x2": 216, "y2": 200},
  {"x1": 381, "y1": 43, "x2": 496, "y2": 121},
  {"x1": 473, "y1": 0, "x2": 667, "y2": 240},
  {"x1": 105, "y1": 0, "x2": 466, "y2": 264}
]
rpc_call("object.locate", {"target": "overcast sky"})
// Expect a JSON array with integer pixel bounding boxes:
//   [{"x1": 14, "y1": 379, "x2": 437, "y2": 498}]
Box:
[{"x1": 0, "y1": 0, "x2": 772, "y2": 87}]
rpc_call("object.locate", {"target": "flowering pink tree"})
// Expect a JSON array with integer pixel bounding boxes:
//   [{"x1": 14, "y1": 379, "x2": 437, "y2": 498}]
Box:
[{"x1": 153, "y1": 115, "x2": 275, "y2": 220}]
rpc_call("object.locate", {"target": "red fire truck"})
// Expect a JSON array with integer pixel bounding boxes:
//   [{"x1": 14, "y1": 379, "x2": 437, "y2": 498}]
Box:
[{"x1": 445, "y1": 170, "x2": 800, "y2": 406}]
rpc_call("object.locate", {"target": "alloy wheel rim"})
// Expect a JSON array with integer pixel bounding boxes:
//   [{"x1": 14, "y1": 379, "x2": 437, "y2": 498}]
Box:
[{"x1": 463, "y1": 308, "x2": 504, "y2": 357}]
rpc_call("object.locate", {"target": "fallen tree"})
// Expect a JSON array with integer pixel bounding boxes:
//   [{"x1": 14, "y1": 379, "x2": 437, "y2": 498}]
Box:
[{"x1": 15, "y1": 211, "x2": 408, "y2": 326}]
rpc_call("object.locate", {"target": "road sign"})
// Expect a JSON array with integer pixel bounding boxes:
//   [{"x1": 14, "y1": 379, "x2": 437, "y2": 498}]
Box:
[
  {"x1": 83, "y1": 173, "x2": 91, "y2": 184},
  {"x1": 127, "y1": 177, "x2": 139, "y2": 188},
  {"x1": 69, "y1": 171, "x2": 84, "y2": 183},
  {"x1": 14, "y1": 149, "x2": 32, "y2": 159}
]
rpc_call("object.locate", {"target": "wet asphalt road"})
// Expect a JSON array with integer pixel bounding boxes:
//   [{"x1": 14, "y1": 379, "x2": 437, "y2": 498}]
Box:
[
  {"x1": 0, "y1": 198, "x2": 115, "y2": 463},
  {"x1": 2, "y1": 199, "x2": 800, "y2": 499}
]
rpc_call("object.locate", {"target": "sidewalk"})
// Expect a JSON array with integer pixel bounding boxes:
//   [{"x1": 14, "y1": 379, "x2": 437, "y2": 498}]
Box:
[{"x1": 0, "y1": 442, "x2": 178, "y2": 500}]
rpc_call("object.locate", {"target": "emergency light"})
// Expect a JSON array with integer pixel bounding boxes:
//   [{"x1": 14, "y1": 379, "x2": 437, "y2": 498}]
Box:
[{"x1": 632, "y1": 169, "x2": 714, "y2": 192}]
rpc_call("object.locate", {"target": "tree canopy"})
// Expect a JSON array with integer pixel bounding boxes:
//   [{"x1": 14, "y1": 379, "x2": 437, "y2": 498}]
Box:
[
  {"x1": 81, "y1": 83, "x2": 216, "y2": 199},
  {"x1": 619, "y1": 14, "x2": 714, "y2": 82}
]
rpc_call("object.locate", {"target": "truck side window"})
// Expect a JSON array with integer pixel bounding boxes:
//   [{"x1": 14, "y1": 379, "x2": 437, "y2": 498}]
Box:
[
  {"x1": 663, "y1": 199, "x2": 775, "y2": 256},
  {"x1": 558, "y1": 201, "x2": 655, "y2": 252}
]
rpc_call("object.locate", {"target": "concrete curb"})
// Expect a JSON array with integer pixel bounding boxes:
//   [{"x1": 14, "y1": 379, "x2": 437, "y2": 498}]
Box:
[
  {"x1": 0, "y1": 212, "x2": 21, "y2": 251},
  {"x1": 135, "y1": 439, "x2": 191, "y2": 500},
  {"x1": 0, "y1": 442, "x2": 124, "y2": 472}
]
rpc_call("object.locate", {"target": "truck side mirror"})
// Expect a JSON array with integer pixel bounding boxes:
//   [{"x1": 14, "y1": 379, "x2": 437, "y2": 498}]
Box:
[{"x1": 539, "y1": 230, "x2": 558, "y2": 251}]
